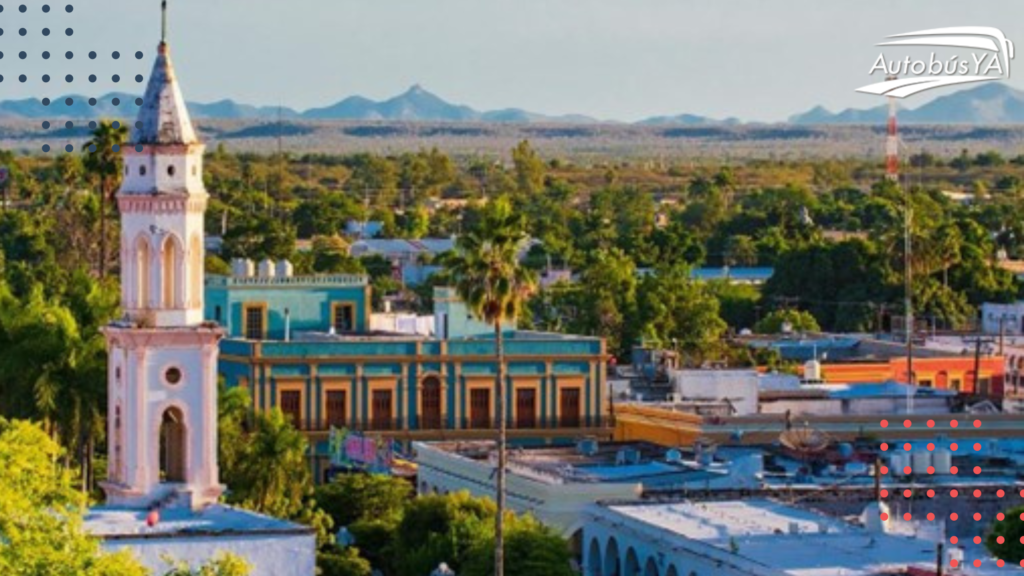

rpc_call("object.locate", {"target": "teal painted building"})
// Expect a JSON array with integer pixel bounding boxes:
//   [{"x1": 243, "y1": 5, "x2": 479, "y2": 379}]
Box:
[{"x1": 207, "y1": 272, "x2": 610, "y2": 482}]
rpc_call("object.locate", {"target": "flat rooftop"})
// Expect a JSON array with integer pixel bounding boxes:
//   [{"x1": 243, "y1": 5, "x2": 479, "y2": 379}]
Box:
[
  {"x1": 423, "y1": 440, "x2": 735, "y2": 485},
  {"x1": 605, "y1": 499, "x2": 936, "y2": 576},
  {"x1": 85, "y1": 504, "x2": 313, "y2": 540}
]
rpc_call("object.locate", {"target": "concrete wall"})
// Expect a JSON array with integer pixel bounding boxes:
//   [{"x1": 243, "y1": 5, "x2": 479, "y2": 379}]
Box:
[
  {"x1": 669, "y1": 370, "x2": 758, "y2": 416},
  {"x1": 433, "y1": 287, "x2": 500, "y2": 338},
  {"x1": 102, "y1": 532, "x2": 317, "y2": 576}
]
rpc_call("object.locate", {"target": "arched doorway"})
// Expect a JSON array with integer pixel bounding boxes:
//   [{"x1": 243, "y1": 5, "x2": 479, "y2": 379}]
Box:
[
  {"x1": 624, "y1": 548, "x2": 640, "y2": 576},
  {"x1": 935, "y1": 371, "x2": 948, "y2": 390},
  {"x1": 420, "y1": 376, "x2": 443, "y2": 430},
  {"x1": 588, "y1": 538, "x2": 603, "y2": 576},
  {"x1": 604, "y1": 537, "x2": 621, "y2": 576},
  {"x1": 644, "y1": 557, "x2": 659, "y2": 576},
  {"x1": 159, "y1": 407, "x2": 186, "y2": 482},
  {"x1": 665, "y1": 566, "x2": 679, "y2": 576}
]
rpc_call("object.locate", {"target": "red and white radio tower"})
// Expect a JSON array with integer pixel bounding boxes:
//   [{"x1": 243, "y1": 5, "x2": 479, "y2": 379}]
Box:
[{"x1": 885, "y1": 75, "x2": 898, "y2": 182}]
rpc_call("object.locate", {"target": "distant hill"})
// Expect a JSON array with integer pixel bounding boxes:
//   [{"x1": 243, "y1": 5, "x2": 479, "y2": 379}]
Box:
[
  {"x1": 6, "y1": 82, "x2": 1024, "y2": 125},
  {"x1": 637, "y1": 113, "x2": 740, "y2": 126},
  {"x1": 790, "y1": 83, "x2": 1024, "y2": 125}
]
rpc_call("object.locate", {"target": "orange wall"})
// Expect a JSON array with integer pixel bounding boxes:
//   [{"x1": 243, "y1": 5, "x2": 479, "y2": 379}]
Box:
[
  {"x1": 612, "y1": 404, "x2": 703, "y2": 447},
  {"x1": 801, "y1": 356, "x2": 1005, "y2": 396}
]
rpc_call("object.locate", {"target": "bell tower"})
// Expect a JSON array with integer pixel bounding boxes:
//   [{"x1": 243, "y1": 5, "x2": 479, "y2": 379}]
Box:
[{"x1": 101, "y1": 0, "x2": 224, "y2": 510}]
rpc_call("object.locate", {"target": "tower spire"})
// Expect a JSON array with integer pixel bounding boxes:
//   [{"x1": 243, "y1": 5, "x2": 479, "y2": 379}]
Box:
[{"x1": 161, "y1": 0, "x2": 167, "y2": 45}]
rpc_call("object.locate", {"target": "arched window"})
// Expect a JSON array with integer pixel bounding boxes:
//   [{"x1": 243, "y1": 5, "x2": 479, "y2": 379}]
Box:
[
  {"x1": 161, "y1": 235, "x2": 183, "y2": 308},
  {"x1": 189, "y1": 234, "x2": 202, "y2": 308},
  {"x1": 159, "y1": 407, "x2": 186, "y2": 483},
  {"x1": 113, "y1": 405, "x2": 123, "y2": 483},
  {"x1": 135, "y1": 235, "x2": 151, "y2": 308}
]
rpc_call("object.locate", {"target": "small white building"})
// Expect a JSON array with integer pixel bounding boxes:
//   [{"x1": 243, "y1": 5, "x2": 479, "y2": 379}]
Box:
[
  {"x1": 981, "y1": 301, "x2": 1024, "y2": 335},
  {"x1": 414, "y1": 440, "x2": 763, "y2": 538},
  {"x1": 669, "y1": 370, "x2": 760, "y2": 416},
  {"x1": 583, "y1": 499, "x2": 939, "y2": 576}
]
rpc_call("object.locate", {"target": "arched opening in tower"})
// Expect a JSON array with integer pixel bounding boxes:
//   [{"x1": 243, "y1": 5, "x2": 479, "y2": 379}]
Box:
[{"x1": 159, "y1": 406, "x2": 187, "y2": 483}]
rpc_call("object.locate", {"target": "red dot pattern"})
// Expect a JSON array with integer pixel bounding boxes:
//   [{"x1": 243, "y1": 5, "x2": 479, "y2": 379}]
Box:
[{"x1": 875, "y1": 418, "x2": 996, "y2": 569}]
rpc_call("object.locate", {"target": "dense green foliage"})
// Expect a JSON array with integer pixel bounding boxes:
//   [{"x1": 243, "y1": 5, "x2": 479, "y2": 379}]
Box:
[
  {"x1": 0, "y1": 419, "x2": 251, "y2": 576},
  {"x1": 986, "y1": 505, "x2": 1024, "y2": 564},
  {"x1": 314, "y1": 474, "x2": 572, "y2": 576}
]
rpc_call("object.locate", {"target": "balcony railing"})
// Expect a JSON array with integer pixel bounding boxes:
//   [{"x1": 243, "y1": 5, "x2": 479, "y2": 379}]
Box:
[{"x1": 287, "y1": 415, "x2": 610, "y2": 433}]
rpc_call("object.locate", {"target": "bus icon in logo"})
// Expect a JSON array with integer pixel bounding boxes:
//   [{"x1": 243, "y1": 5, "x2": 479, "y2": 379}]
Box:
[{"x1": 857, "y1": 27, "x2": 1014, "y2": 98}]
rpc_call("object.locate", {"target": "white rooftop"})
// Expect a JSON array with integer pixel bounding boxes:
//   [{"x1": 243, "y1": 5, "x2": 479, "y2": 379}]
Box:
[
  {"x1": 607, "y1": 499, "x2": 937, "y2": 576},
  {"x1": 85, "y1": 504, "x2": 311, "y2": 539}
]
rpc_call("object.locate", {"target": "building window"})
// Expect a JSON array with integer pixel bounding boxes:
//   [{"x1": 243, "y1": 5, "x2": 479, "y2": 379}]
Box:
[
  {"x1": 168, "y1": 165, "x2": 176, "y2": 176},
  {"x1": 326, "y1": 390, "x2": 347, "y2": 429},
  {"x1": 140, "y1": 165, "x2": 147, "y2": 176},
  {"x1": 243, "y1": 303, "x2": 266, "y2": 340},
  {"x1": 951, "y1": 379, "x2": 962, "y2": 392},
  {"x1": 164, "y1": 367, "x2": 182, "y2": 385},
  {"x1": 332, "y1": 303, "x2": 356, "y2": 333},
  {"x1": 918, "y1": 379, "x2": 932, "y2": 388},
  {"x1": 979, "y1": 378, "x2": 992, "y2": 396},
  {"x1": 280, "y1": 390, "x2": 302, "y2": 429},
  {"x1": 470, "y1": 389, "x2": 490, "y2": 429},
  {"x1": 371, "y1": 390, "x2": 392, "y2": 431},
  {"x1": 214, "y1": 305, "x2": 222, "y2": 323}
]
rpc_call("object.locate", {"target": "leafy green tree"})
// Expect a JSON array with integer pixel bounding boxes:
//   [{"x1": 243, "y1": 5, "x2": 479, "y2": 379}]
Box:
[
  {"x1": 315, "y1": 473, "x2": 411, "y2": 530},
  {"x1": 724, "y1": 234, "x2": 758, "y2": 267},
  {"x1": 317, "y1": 548, "x2": 372, "y2": 576},
  {"x1": 443, "y1": 196, "x2": 536, "y2": 576},
  {"x1": 0, "y1": 419, "x2": 148, "y2": 576},
  {"x1": 393, "y1": 492, "x2": 495, "y2": 576},
  {"x1": 160, "y1": 554, "x2": 252, "y2": 576},
  {"x1": 569, "y1": 248, "x2": 637, "y2": 357},
  {"x1": 311, "y1": 236, "x2": 364, "y2": 274},
  {"x1": 754, "y1": 309, "x2": 820, "y2": 334},
  {"x1": 226, "y1": 408, "x2": 311, "y2": 519},
  {"x1": 635, "y1": 265, "x2": 727, "y2": 364},
  {"x1": 710, "y1": 281, "x2": 761, "y2": 331},
  {"x1": 986, "y1": 505, "x2": 1024, "y2": 564},
  {"x1": 461, "y1": 516, "x2": 574, "y2": 576},
  {"x1": 511, "y1": 140, "x2": 545, "y2": 197}
]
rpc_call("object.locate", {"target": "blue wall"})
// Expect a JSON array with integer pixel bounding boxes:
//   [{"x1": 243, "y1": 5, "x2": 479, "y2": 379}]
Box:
[{"x1": 205, "y1": 276, "x2": 369, "y2": 339}]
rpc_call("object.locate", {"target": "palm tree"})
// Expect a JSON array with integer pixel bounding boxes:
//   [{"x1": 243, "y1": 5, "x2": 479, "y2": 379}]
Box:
[
  {"x1": 443, "y1": 196, "x2": 535, "y2": 576},
  {"x1": 84, "y1": 122, "x2": 128, "y2": 278}
]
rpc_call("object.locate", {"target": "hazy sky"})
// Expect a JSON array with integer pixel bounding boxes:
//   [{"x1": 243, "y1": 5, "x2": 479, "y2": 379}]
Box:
[{"x1": 8, "y1": 0, "x2": 1024, "y2": 121}]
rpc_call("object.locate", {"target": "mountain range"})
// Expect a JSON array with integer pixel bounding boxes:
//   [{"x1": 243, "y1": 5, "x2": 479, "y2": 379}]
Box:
[{"x1": 4, "y1": 82, "x2": 1024, "y2": 125}]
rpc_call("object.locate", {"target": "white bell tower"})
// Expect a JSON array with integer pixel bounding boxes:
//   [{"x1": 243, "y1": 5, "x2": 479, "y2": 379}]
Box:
[{"x1": 101, "y1": 1, "x2": 224, "y2": 510}]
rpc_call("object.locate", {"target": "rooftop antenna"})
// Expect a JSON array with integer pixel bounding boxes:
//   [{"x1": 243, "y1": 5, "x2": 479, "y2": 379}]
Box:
[{"x1": 886, "y1": 75, "x2": 914, "y2": 410}]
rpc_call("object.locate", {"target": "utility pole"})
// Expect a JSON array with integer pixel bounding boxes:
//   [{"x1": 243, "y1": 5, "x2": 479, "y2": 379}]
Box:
[
  {"x1": 1000, "y1": 314, "x2": 1006, "y2": 356},
  {"x1": 936, "y1": 541, "x2": 944, "y2": 576}
]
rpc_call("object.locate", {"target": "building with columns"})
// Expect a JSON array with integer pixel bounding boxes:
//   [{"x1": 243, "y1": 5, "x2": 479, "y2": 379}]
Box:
[
  {"x1": 85, "y1": 6, "x2": 315, "y2": 574},
  {"x1": 210, "y1": 275, "x2": 611, "y2": 482}
]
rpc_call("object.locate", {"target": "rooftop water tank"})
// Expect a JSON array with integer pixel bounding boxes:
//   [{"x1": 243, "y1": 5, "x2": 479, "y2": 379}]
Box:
[
  {"x1": 804, "y1": 359, "x2": 822, "y2": 382},
  {"x1": 231, "y1": 258, "x2": 254, "y2": 278},
  {"x1": 258, "y1": 259, "x2": 276, "y2": 278},
  {"x1": 911, "y1": 451, "x2": 930, "y2": 474},
  {"x1": 933, "y1": 450, "x2": 952, "y2": 474},
  {"x1": 275, "y1": 259, "x2": 294, "y2": 278}
]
